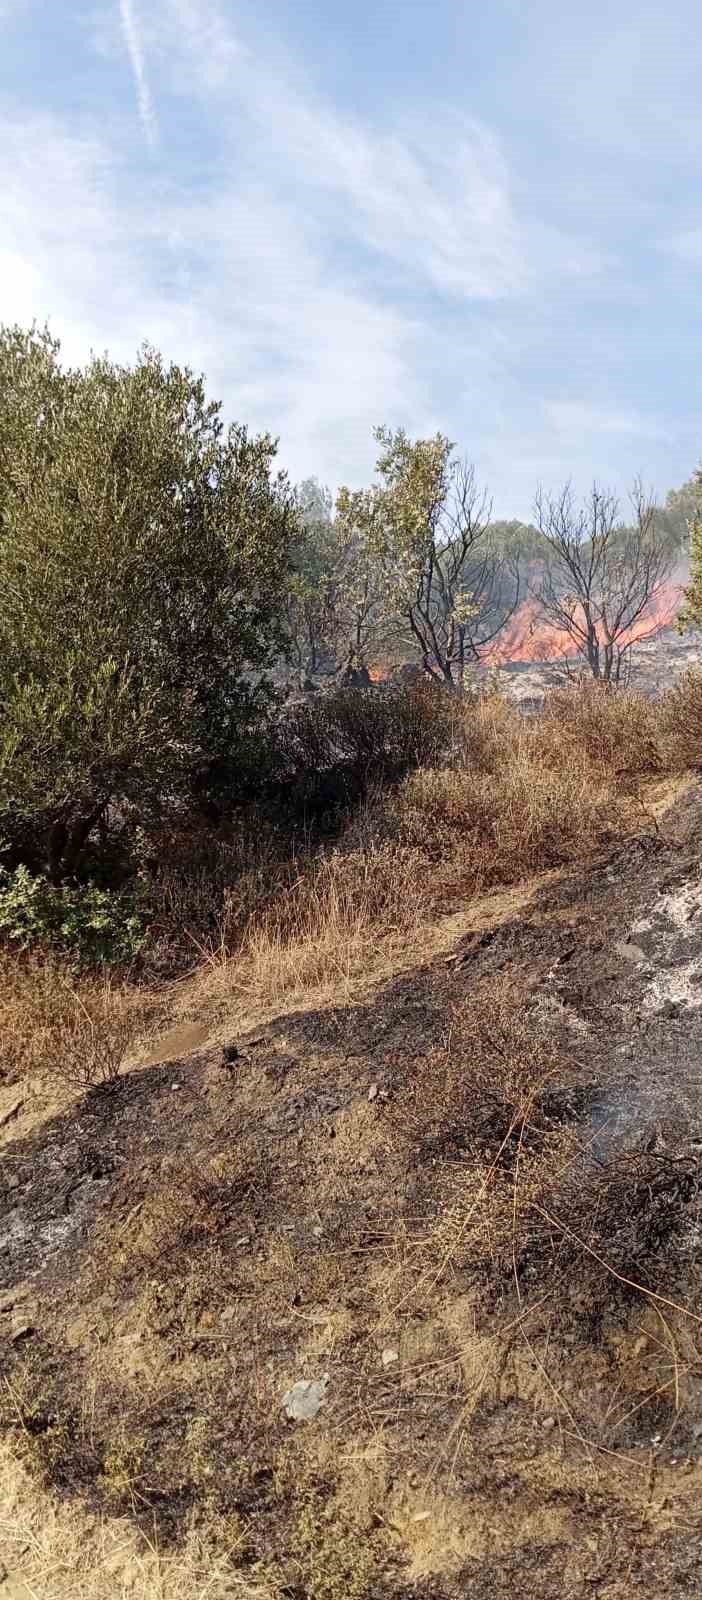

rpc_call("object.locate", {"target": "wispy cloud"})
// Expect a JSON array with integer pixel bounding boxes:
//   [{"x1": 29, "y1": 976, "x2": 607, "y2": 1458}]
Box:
[
  {"x1": 546, "y1": 402, "x2": 671, "y2": 443},
  {"x1": 117, "y1": 0, "x2": 158, "y2": 149},
  {"x1": 0, "y1": 0, "x2": 690, "y2": 514}
]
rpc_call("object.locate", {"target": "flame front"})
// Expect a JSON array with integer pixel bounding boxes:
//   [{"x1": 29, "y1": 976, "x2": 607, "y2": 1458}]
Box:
[{"x1": 484, "y1": 579, "x2": 686, "y2": 666}]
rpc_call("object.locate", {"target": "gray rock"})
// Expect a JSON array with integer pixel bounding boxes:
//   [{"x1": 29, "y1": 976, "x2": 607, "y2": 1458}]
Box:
[
  {"x1": 282, "y1": 1373, "x2": 330, "y2": 1422},
  {"x1": 615, "y1": 940, "x2": 649, "y2": 966}
]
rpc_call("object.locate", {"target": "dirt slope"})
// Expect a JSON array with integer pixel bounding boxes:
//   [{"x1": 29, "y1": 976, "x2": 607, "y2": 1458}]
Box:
[{"x1": 3, "y1": 781, "x2": 702, "y2": 1597}]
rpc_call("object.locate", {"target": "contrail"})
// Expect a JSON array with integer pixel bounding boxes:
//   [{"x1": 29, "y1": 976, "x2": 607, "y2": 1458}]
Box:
[{"x1": 118, "y1": 0, "x2": 158, "y2": 149}]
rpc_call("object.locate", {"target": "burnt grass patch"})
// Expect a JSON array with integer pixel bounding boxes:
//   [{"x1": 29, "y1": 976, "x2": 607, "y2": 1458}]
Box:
[{"x1": 4, "y1": 792, "x2": 702, "y2": 1588}]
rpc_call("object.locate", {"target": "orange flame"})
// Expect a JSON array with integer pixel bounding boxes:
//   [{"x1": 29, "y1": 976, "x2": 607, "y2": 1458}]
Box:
[
  {"x1": 367, "y1": 575, "x2": 686, "y2": 679},
  {"x1": 484, "y1": 580, "x2": 685, "y2": 666}
]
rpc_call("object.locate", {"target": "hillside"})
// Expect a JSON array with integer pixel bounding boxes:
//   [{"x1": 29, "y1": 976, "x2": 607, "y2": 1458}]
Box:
[{"x1": 3, "y1": 763, "x2": 702, "y2": 1597}]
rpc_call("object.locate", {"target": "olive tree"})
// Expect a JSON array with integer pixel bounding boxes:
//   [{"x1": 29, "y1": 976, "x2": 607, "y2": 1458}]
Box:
[
  {"x1": 285, "y1": 478, "x2": 338, "y2": 681},
  {"x1": 336, "y1": 427, "x2": 520, "y2": 687},
  {"x1": 0, "y1": 326, "x2": 297, "y2": 879}
]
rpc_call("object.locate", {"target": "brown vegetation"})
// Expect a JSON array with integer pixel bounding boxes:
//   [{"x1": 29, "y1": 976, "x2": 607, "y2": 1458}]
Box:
[{"x1": 4, "y1": 676, "x2": 702, "y2": 1597}]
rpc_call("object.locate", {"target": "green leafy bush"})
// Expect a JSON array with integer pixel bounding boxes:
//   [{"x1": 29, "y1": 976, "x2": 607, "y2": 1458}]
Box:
[
  {"x1": 0, "y1": 325, "x2": 297, "y2": 880},
  {"x1": 0, "y1": 865, "x2": 145, "y2": 966}
]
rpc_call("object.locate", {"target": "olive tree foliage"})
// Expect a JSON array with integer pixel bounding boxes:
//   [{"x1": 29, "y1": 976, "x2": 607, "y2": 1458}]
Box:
[
  {"x1": 284, "y1": 478, "x2": 338, "y2": 680},
  {"x1": 0, "y1": 326, "x2": 298, "y2": 879},
  {"x1": 336, "y1": 427, "x2": 521, "y2": 687},
  {"x1": 529, "y1": 481, "x2": 675, "y2": 683},
  {"x1": 678, "y1": 470, "x2": 702, "y2": 631},
  {"x1": 331, "y1": 481, "x2": 395, "y2": 676},
  {"x1": 655, "y1": 475, "x2": 699, "y2": 555}
]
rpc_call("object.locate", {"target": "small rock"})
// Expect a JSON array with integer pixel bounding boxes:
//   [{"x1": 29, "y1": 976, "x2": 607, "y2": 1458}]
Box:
[
  {"x1": 367, "y1": 1084, "x2": 379, "y2": 1103},
  {"x1": 171, "y1": 1083, "x2": 181, "y2": 1091},
  {"x1": 312, "y1": 1224, "x2": 324, "y2": 1238},
  {"x1": 382, "y1": 1347, "x2": 399, "y2": 1368},
  {"x1": 282, "y1": 1373, "x2": 330, "y2": 1422},
  {"x1": 542, "y1": 1415, "x2": 556, "y2": 1431},
  {"x1": 615, "y1": 940, "x2": 649, "y2": 966},
  {"x1": 11, "y1": 1300, "x2": 37, "y2": 1342},
  {"x1": 0, "y1": 1095, "x2": 24, "y2": 1129}
]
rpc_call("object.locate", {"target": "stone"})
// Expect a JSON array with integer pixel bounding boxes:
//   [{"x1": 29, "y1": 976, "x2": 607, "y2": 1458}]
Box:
[
  {"x1": 615, "y1": 940, "x2": 649, "y2": 965},
  {"x1": 282, "y1": 1373, "x2": 330, "y2": 1422},
  {"x1": 367, "y1": 1084, "x2": 379, "y2": 1103},
  {"x1": 0, "y1": 1095, "x2": 24, "y2": 1129},
  {"x1": 11, "y1": 1299, "x2": 38, "y2": 1342},
  {"x1": 382, "y1": 1347, "x2": 399, "y2": 1368}
]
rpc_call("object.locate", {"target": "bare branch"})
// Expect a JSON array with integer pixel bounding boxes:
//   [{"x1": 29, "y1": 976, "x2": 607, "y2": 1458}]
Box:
[{"x1": 529, "y1": 479, "x2": 674, "y2": 682}]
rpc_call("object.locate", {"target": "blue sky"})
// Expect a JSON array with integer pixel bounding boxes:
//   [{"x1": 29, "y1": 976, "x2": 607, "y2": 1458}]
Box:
[{"x1": 2, "y1": 0, "x2": 702, "y2": 515}]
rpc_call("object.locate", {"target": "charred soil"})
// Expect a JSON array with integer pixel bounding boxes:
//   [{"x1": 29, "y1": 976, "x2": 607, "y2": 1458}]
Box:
[{"x1": 4, "y1": 784, "x2": 702, "y2": 1595}]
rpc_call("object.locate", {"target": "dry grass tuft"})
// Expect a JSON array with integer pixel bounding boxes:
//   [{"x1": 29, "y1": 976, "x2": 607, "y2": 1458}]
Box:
[
  {"x1": 541, "y1": 681, "x2": 664, "y2": 777},
  {"x1": 0, "y1": 949, "x2": 158, "y2": 1091},
  {"x1": 0, "y1": 1438, "x2": 268, "y2": 1600},
  {"x1": 659, "y1": 668, "x2": 702, "y2": 771}
]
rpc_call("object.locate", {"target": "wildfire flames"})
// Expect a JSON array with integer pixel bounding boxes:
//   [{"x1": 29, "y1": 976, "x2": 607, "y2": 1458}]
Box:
[
  {"x1": 368, "y1": 576, "x2": 687, "y2": 680},
  {"x1": 483, "y1": 580, "x2": 686, "y2": 666}
]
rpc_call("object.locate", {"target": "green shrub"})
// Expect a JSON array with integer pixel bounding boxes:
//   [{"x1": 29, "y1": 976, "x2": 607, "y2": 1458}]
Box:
[
  {"x1": 0, "y1": 865, "x2": 145, "y2": 966},
  {"x1": 0, "y1": 326, "x2": 297, "y2": 880}
]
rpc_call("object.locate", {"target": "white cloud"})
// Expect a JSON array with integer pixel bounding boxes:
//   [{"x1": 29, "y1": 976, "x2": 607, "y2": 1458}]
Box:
[
  {"x1": 155, "y1": 0, "x2": 603, "y2": 305},
  {"x1": 3, "y1": 0, "x2": 666, "y2": 512},
  {"x1": 117, "y1": 0, "x2": 158, "y2": 149},
  {"x1": 545, "y1": 401, "x2": 670, "y2": 443},
  {"x1": 162, "y1": 0, "x2": 240, "y2": 90},
  {"x1": 0, "y1": 108, "x2": 427, "y2": 488}
]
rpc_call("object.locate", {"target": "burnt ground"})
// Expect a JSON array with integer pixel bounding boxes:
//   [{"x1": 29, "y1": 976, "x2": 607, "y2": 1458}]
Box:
[
  {"x1": 479, "y1": 624, "x2": 702, "y2": 713},
  {"x1": 4, "y1": 784, "x2": 702, "y2": 1594}
]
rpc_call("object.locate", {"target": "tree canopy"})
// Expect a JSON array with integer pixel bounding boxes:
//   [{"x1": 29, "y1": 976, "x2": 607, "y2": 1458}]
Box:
[
  {"x1": 335, "y1": 427, "x2": 520, "y2": 687},
  {"x1": 0, "y1": 326, "x2": 298, "y2": 878}
]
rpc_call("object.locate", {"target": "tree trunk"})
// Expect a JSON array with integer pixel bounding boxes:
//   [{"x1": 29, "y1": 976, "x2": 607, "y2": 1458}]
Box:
[
  {"x1": 47, "y1": 819, "x2": 69, "y2": 886},
  {"x1": 48, "y1": 798, "x2": 111, "y2": 881}
]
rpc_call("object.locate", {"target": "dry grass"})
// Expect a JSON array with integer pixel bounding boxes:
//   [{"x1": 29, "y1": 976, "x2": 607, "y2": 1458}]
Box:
[
  {"x1": 0, "y1": 1439, "x2": 268, "y2": 1600},
  {"x1": 4, "y1": 680, "x2": 702, "y2": 1597},
  {"x1": 659, "y1": 668, "x2": 702, "y2": 770},
  {"x1": 4, "y1": 960, "x2": 702, "y2": 1596},
  {"x1": 0, "y1": 950, "x2": 159, "y2": 1091},
  {"x1": 213, "y1": 685, "x2": 663, "y2": 1013}
]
